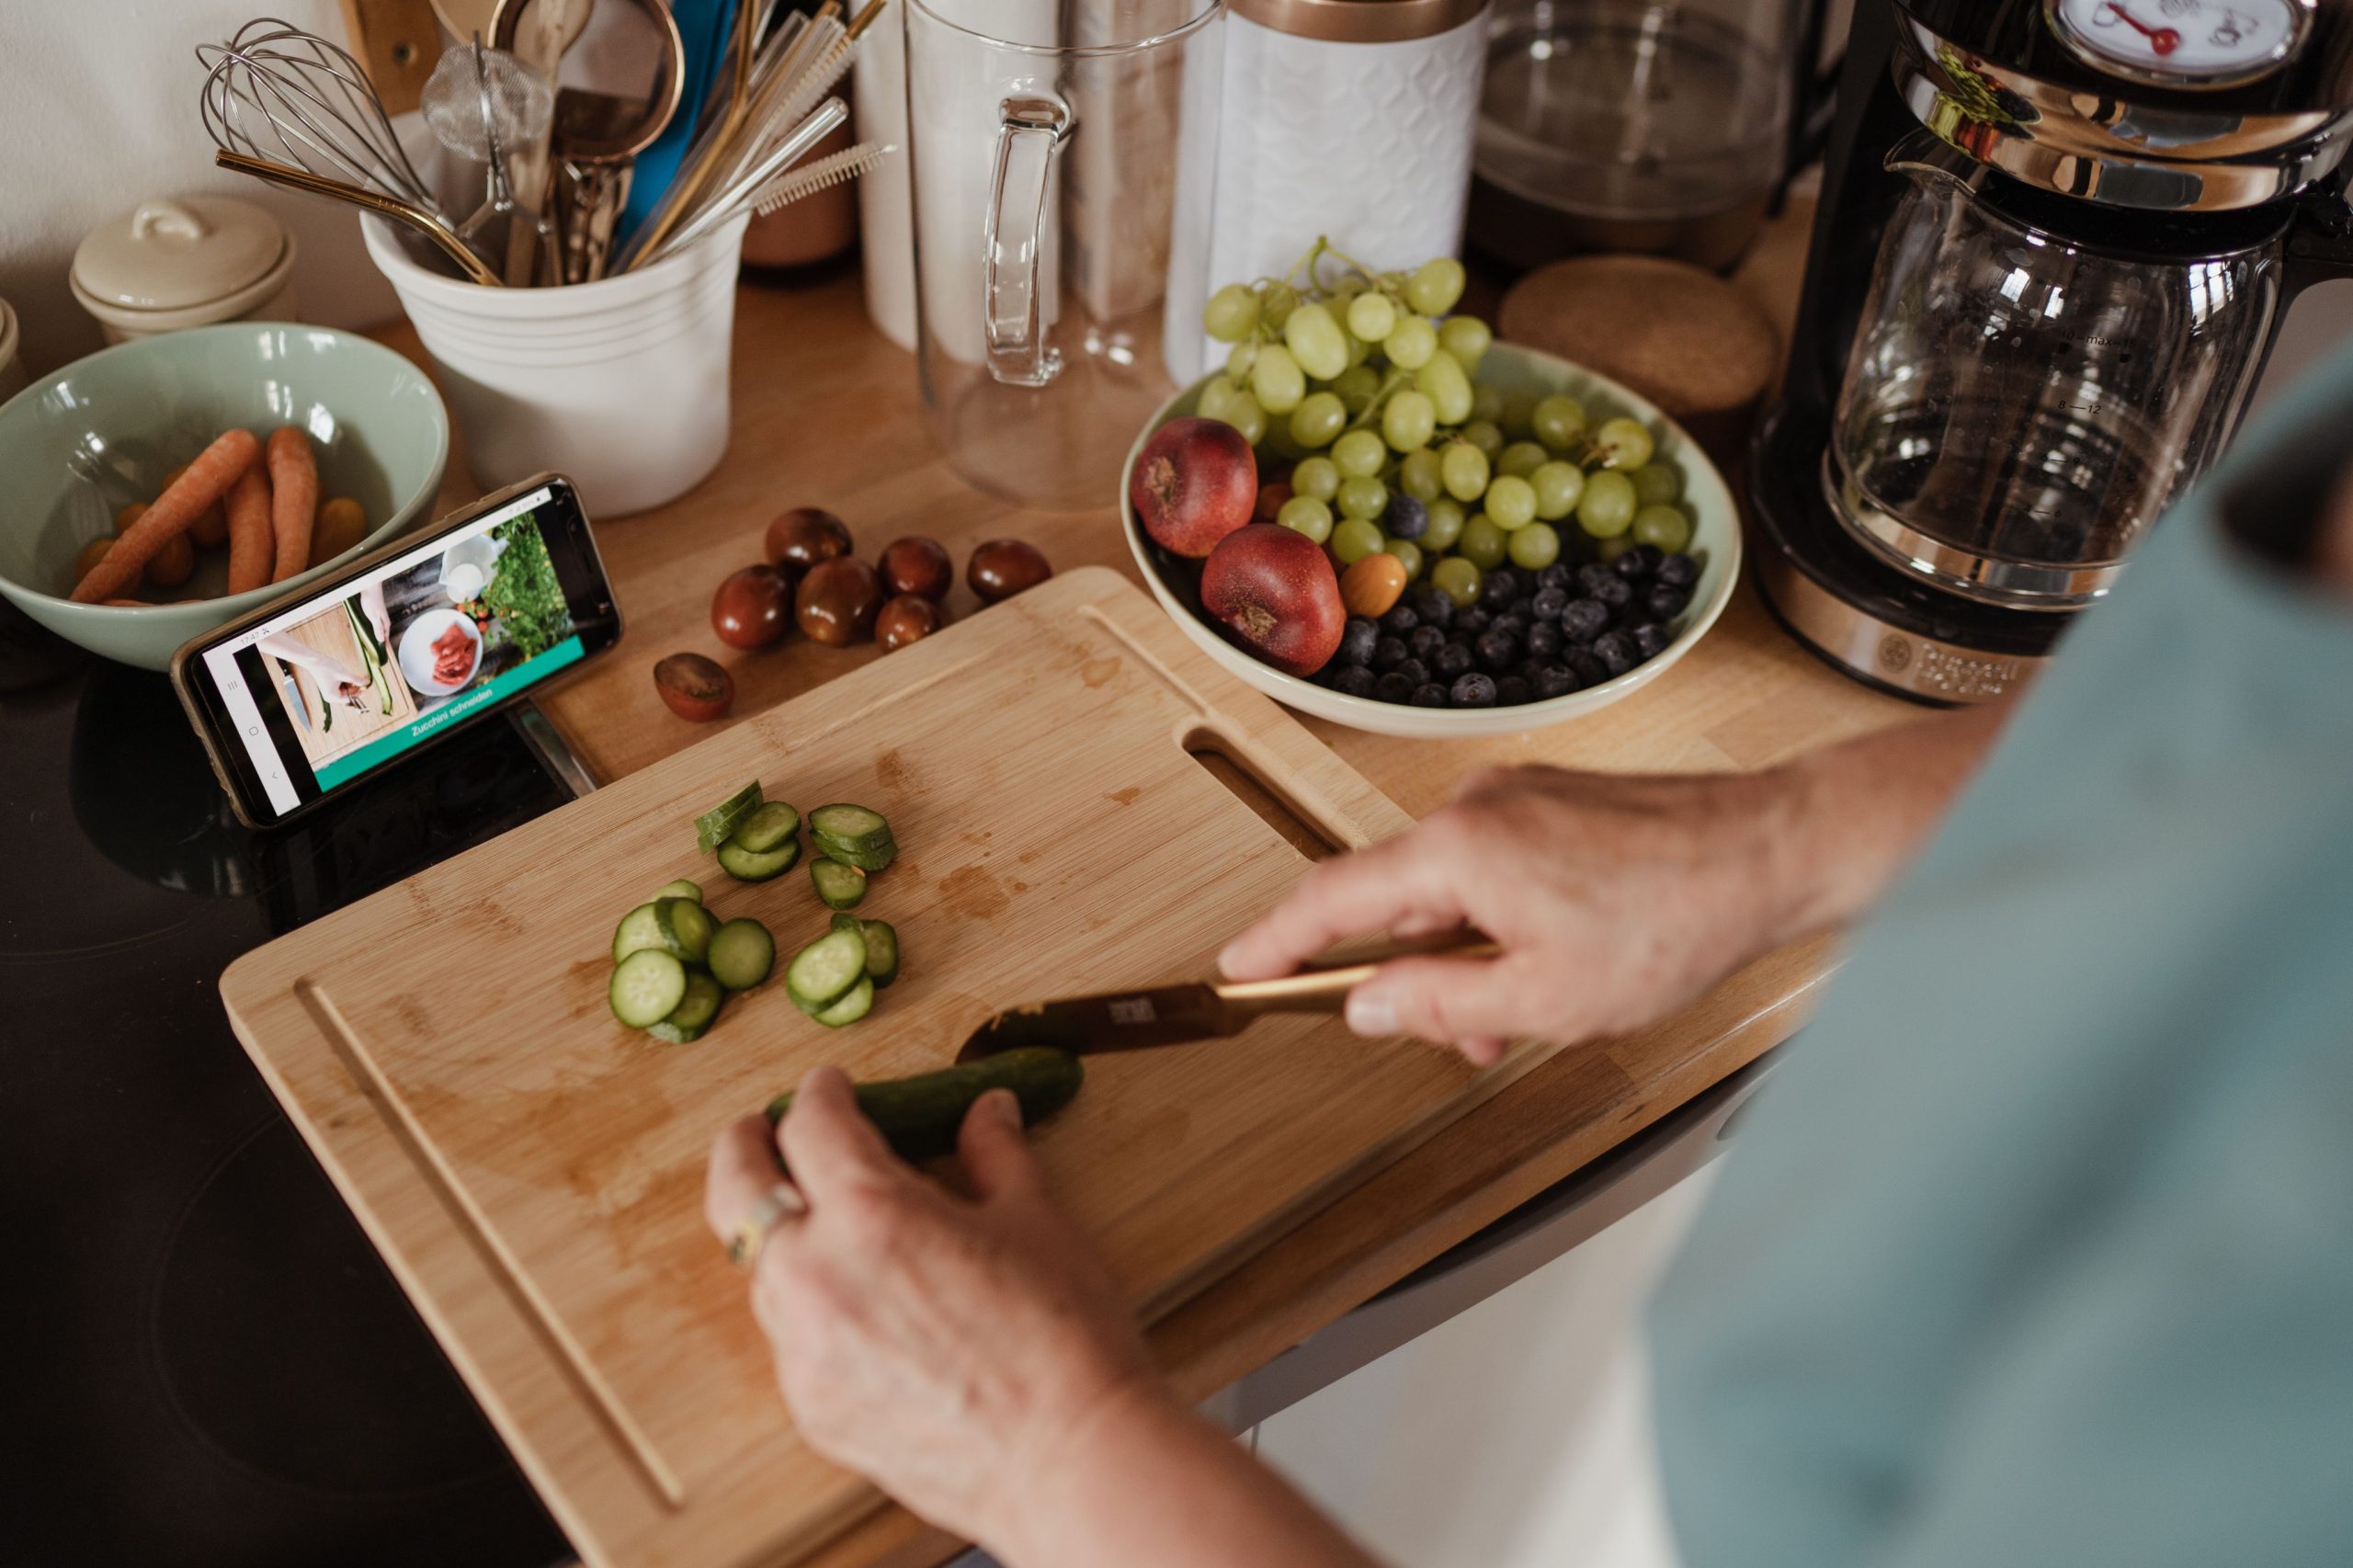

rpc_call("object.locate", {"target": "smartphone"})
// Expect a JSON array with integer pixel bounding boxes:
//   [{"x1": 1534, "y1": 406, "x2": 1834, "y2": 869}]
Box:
[{"x1": 171, "y1": 474, "x2": 621, "y2": 829}]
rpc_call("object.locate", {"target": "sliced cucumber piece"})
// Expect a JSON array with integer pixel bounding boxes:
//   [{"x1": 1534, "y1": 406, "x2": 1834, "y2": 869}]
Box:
[
  {"x1": 811, "y1": 858, "x2": 868, "y2": 910},
  {"x1": 830, "y1": 912, "x2": 864, "y2": 933},
  {"x1": 717, "y1": 836, "x2": 800, "y2": 882},
  {"x1": 808, "y1": 803, "x2": 892, "y2": 854},
  {"x1": 785, "y1": 927, "x2": 867, "y2": 1009},
  {"x1": 708, "y1": 918, "x2": 775, "y2": 990},
  {"x1": 858, "y1": 918, "x2": 900, "y2": 988},
  {"x1": 654, "y1": 878, "x2": 703, "y2": 903},
  {"x1": 729, "y1": 801, "x2": 801, "y2": 854},
  {"x1": 805, "y1": 975, "x2": 875, "y2": 1028},
  {"x1": 654, "y1": 896, "x2": 717, "y2": 964},
  {"x1": 812, "y1": 831, "x2": 897, "y2": 873},
  {"x1": 611, "y1": 902, "x2": 666, "y2": 964},
  {"x1": 609, "y1": 949, "x2": 688, "y2": 1028},
  {"x1": 649, "y1": 971, "x2": 725, "y2": 1043},
  {"x1": 695, "y1": 780, "x2": 764, "y2": 852}
]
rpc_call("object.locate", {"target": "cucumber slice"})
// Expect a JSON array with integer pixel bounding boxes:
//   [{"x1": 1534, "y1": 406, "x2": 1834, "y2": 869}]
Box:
[
  {"x1": 611, "y1": 902, "x2": 665, "y2": 964},
  {"x1": 708, "y1": 918, "x2": 775, "y2": 990},
  {"x1": 808, "y1": 804, "x2": 892, "y2": 854},
  {"x1": 654, "y1": 896, "x2": 716, "y2": 964},
  {"x1": 811, "y1": 858, "x2": 868, "y2": 910},
  {"x1": 804, "y1": 975, "x2": 875, "y2": 1028},
  {"x1": 785, "y1": 928, "x2": 867, "y2": 1009},
  {"x1": 729, "y1": 801, "x2": 801, "y2": 854},
  {"x1": 654, "y1": 878, "x2": 703, "y2": 903},
  {"x1": 830, "y1": 912, "x2": 863, "y2": 933},
  {"x1": 649, "y1": 971, "x2": 725, "y2": 1043},
  {"x1": 609, "y1": 949, "x2": 688, "y2": 1028},
  {"x1": 812, "y1": 831, "x2": 897, "y2": 873},
  {"x1": 695, "y1": 781, "x2": 764, "y2": 852},
  {"x1": 857, "y1": 918, "x2": 900, "y2": 987},
  {"x1": 765, "y1": 1047, "x2": 1084, "y2": 1159},
  {"x1": 717, "y1": 836, "x2": 800, "y2": 882}
]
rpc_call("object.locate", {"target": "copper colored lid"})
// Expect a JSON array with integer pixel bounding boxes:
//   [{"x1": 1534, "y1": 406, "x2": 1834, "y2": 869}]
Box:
[{"x1": 1231, "y1": 0, "x2": 1490, "y2": 44}]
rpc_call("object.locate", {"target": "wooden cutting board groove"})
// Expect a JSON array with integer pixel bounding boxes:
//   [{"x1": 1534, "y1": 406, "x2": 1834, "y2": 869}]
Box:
[{"x1": 222, "y1": 569, "x2": 1555, "y2": 1568}]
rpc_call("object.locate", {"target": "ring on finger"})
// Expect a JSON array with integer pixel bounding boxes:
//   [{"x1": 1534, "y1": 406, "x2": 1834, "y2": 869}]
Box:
[{"x1": 725, "y1": 1181, "x2": 806, "y2": 1269}]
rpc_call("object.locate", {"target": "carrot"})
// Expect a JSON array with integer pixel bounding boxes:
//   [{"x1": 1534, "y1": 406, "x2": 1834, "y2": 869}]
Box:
[
  {"x1": 226, "y1": 461, "x2": 274, "y2": 595},
  {"x1": 163, "y1": 463, "x2": 231, "y2": 547},
  {"x1": 267, "y1": 426, "x2": 318, "y2": 585},
  {"x1": 72, "y1": 428, "x2": 258, "y2": 604}
]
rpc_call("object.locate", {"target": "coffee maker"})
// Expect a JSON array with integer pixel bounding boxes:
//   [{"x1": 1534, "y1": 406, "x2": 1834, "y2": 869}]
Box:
[{"x1": 1751, "y1": 0, "x2": 2353, "y2": 703}]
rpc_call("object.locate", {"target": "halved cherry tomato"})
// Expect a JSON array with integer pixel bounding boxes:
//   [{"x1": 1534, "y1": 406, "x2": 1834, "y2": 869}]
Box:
[{"x1": 654, "y1": 653, "x2": 733, "y2": 722}]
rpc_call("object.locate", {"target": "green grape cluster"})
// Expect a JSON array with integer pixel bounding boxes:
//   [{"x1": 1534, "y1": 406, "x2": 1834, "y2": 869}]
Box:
[{"x1": 1195, "y1": 238, "x2": 1696, "y2": 613}]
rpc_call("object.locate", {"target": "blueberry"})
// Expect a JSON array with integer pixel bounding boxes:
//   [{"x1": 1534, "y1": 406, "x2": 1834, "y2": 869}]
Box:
[
  {"x1": 1373, "y1": 670, "x2": 1416, "y2": 703},
  {"x1": 1381, "y1": 602, "x2": 1420, "y2": 637},
  {"x1": 1337, "y1": 617, "x2": 1380, "y2": 666},
  {"x1": 1382, "y1": 493, "x2": 1429, "y2": 541},
  {"x1": 1527, "y1": 620, "x2": 1563, "y2": 660},
  {"x1": 1330, "y1": 665, "x2": 1377, "y2": 697},
  {"x1": 1410, "y1": 585, "x2": 1453, "y2": 628},
  {"x1": 1371, "y1": 635, "x2": 1408, "y2": 672},
  {"x1": 1591, "y1": 574, "x2": 1633, "y2": 609},
  {"x1": 1495, "y1": 675, "x2": 1532, "y2": 706},
  {"x1": 1615, "y1": 544, "x2": 1664, "y2": 579},
  {"x1": 1435, "y1": 642, "x2": 1476, "y2": 680},
  {"x1": 1409, "y1": 681, "x2": 1449, "y2": 708},
  {"x1": 1577, "y1": 562, "x2": 1618, "y2": 597},
  {"x1": 1533, "y1": 663, "x2": 1582, "y2": 699},
  {"x1": 1647, "y1": 584, "x2": 1690, "y2": 621},
  {"x1": 1656, "y1": 553, "x2": 1699, "y2": 588},
  {"x1": 1592, "y1": 631, "x2": 1635, "y2": 676},
  {"x1": 1536, "y1": 562, "x2": 1576, "y2": 595},
  {"x1": 1570, "y1": 651, "x2": 1609, "y2": 686},
  {"x1": 1393, "y1": 657, "x2": 1430, "y2": 687},
  {"x1": 1530, "y1": 585, "x2": 1569, "y2": 621},
  {"x1": 1450, "y1": 672, "x2": 1498, "y2": 708},
  {"x1": 1631, "y1": 621, "x2": 1671, "y2": 660},
  {"x1": 1561, "y1": 597, "x2": 1610, "y2": 642},
  {"x1": 1490, "y1": 611, "x2": 1529, "y2": 642},
  {"x1": 1513, "y1": 565, "x2": 1541, "y2": 595},
  {"x1": 1480, "y1": 571, "x2": 1521, "y2": 608},
  {"x1": 1474, "y1": 628, "x2": 1520, "y2": 673},
  {"x1": 1408, "y1": 624, "x2": 1447, "y2": 662},
  {"x1": 1454, "y1": 605, "x2": 1491, "y2": 639}
]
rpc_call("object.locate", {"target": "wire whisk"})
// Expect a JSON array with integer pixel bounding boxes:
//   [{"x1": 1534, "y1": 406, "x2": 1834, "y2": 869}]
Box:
[{"x1": 199, "y1": 17, "x2": 443, "y2": 218}]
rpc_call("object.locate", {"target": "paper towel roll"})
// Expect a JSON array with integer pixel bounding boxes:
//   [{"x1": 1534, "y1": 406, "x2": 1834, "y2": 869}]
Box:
[{"x1": 853, "y1": 2, "x2": 916, "y2": 351}]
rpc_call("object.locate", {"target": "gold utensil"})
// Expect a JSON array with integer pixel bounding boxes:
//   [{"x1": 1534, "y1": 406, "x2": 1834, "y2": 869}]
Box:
[
  {"x1": 637, "y1": 97, "x2": 847, "y2": 266},
  {"x1": 954, "y1": 932, "x2": 1501, "y2": 1062},
  {"x1": 213, "y1": 149, "x2": 503, "y2": 286}
]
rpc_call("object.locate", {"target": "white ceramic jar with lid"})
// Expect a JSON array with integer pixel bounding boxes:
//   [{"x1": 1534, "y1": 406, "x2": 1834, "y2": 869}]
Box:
[
  {"x1": 1164, "y1": 0, "x2": 1490, "y2": 383},
  {"x1": 0, "y1": 297, "x2": 26, "y2": 405},
  {"x1": 71, "y1": 196, "x2": 299, "y2": 344}
]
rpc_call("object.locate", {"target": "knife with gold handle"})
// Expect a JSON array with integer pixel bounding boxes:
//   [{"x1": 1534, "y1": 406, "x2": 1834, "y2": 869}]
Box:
[{"x1": 953, "y1": 932, "x2": 1499, "y2": 1062}]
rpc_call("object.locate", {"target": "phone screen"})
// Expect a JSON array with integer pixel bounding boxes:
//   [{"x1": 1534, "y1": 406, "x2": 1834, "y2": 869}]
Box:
[{"x1": 181, "y1": 480, "x2": 618, "y2": 824}]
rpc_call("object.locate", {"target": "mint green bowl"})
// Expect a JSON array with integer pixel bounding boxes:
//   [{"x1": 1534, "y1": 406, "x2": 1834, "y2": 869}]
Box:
[{"x1": 0, "y1": 324, "x2": 449, "y2": 671}]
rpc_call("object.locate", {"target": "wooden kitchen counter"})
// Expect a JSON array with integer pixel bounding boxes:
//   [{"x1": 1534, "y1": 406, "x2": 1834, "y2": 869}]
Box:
[{"x1": 376, "y1": 202, "x2": 1913, "y2": 1568}]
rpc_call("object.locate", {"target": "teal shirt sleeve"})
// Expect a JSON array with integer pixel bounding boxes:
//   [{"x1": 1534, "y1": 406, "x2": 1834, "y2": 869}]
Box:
[{"x1": 1647, "y1": 343, "x2": 2353, "y2": 1568}]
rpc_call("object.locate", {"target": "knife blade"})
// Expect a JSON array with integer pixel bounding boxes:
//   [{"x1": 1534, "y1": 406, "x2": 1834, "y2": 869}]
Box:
[
  {"x1": 279, "y1": 665, "x2": 312, "y2": 731},
  {"x1": 954, "y1": 933, "x2": 1498, "y2": 1062}
]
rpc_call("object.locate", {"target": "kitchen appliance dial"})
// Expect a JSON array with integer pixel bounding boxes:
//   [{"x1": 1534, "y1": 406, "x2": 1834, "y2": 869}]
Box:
[{"x1": 2046, "y1": 0, "x2": 2311, "y2": 87}]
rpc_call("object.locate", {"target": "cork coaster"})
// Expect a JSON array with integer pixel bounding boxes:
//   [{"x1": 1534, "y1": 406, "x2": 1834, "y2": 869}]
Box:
[{"x1": 1498, "y1": 256, "x2": 1779, "y2": 457}]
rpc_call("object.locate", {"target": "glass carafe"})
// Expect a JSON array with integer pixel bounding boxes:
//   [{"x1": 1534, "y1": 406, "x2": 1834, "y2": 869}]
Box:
[
  {"x1": 906, "y1": 0, "x2": 1223, "y2": 509},
  {"x1": 1828, "y1": 148, "x2": 2279, "y2": 608}
]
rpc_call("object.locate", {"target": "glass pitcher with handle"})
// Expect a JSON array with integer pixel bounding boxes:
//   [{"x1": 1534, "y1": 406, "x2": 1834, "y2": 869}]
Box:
[{"x1": 905, "y1": 0, "x2": 1223, "y2": 509}]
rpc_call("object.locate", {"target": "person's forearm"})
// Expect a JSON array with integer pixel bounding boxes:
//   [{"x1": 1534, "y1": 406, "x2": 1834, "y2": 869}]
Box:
[
  {"x1": 1765, "y1": 701, "x2": 2014, "y2": 939},
  {"x1": 984, "y1": 1381, "x2": 1378, "y2": 1568}
]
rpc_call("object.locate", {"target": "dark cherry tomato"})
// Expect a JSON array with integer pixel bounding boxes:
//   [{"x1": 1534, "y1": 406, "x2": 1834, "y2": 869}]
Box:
[
  {"x1": 875, "y1": 593, "x2": 941, "y2": 652},
  {"x1": 967, "y1": 538, "x2": 1052, "y2": 604},
  {"x1": 765, "y1": 506, "x2": 853, "y2": 571},
  {"x1": 654, "y1": 652, "x2": 733, "y2": 722},
  {"x1": 796, "y1": 556, "x2": 883, "y2": 645},
  {"x1": 710, "y1": 562, "x2": 794, "y2": 649},
  {"x1": 878, "y1": 535, "x2": 953, "y2": 602}
]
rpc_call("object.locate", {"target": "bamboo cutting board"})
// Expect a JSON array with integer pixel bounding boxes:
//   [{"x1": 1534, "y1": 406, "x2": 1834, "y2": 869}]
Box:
[{"x1": 221, "y1": 568, "x2": 1548, "y2": 1568}]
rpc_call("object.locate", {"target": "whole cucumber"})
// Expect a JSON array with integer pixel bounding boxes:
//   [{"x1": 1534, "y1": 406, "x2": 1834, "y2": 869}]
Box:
[{"x1": 765, "y1": 1047, "x2": 1084, "y2": 1162}]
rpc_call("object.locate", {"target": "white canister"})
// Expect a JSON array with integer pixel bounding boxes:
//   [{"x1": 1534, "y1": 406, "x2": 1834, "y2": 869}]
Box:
[
  {"x1": 71, "y1": 197, "x2": 299, "y2": 344},
  {"x1": 1165, "y1": 0, "x2": 1489, "y2": 383}
]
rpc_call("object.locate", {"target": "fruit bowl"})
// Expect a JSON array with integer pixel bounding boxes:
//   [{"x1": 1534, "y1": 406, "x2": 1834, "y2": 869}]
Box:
[{"x1": 1119, "y1": 341, "x2": 1742, "y2": 738}]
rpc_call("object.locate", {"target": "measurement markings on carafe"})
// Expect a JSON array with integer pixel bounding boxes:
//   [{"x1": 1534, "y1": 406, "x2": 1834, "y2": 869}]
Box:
[{"x1": 2046, "y1": 0, "x2": 2312, "y2": 89}]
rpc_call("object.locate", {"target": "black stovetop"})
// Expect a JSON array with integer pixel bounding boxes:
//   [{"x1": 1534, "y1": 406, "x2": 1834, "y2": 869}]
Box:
[{"x1": 0, "y1": 602, "x2": 574, "y2": 1567}]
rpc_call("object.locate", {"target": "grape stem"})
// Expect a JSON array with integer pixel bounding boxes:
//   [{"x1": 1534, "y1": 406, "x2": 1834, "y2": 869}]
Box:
[{"x1": 1346, "y1": 368, "x2": 1411, "y2": 432}]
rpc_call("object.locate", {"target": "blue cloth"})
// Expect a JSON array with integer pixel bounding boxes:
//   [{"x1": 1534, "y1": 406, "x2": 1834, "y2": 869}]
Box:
[{"x1": 1649, "y1": 342, "x2": 2353, "y2": 1568}]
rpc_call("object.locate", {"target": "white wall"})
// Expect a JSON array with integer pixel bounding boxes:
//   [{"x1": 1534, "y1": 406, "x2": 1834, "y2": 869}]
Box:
[{"x1": 0, "y1": 0, "x2": 401, "y2": 378}]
